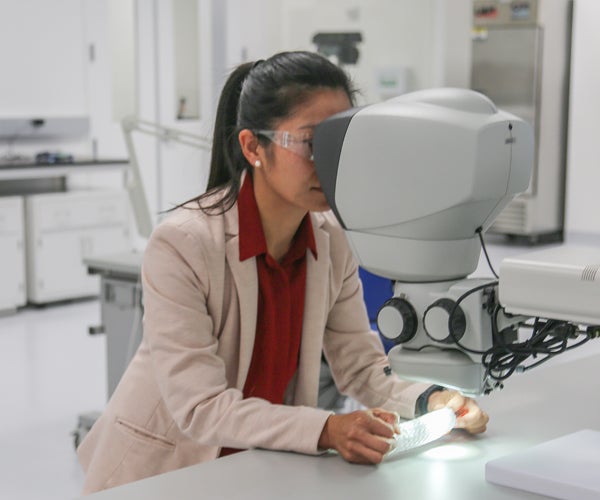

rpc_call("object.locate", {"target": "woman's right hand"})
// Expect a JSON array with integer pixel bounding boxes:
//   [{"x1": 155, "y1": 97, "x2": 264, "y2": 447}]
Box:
[{"x1": 318, "y1": 409, "x2": 399, "y2": 464}]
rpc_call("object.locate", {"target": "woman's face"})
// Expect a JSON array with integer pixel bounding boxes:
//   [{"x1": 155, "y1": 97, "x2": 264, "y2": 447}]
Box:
[{"x1": 254, "y1": 88, "x2": 352, "y2": 214}]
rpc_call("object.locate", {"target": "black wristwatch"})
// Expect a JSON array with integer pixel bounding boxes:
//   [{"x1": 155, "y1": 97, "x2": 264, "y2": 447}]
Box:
[{"x1": 415, "y1": 385, "x2": 445, "y2": 416}]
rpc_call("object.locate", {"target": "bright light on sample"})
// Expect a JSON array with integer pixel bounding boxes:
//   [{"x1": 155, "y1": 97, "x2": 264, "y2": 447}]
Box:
[{"x1": 386, "y1": 408, "x2": 456, "y2": 459}]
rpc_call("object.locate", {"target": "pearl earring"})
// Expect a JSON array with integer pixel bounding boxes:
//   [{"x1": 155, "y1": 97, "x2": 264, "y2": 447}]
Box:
[{"x1": 254, "y1": 160, "x2": 261, "y2": 167}]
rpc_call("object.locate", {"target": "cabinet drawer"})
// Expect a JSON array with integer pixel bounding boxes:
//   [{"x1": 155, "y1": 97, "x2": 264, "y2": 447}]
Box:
[{"x1": 26, "y1": 190, "x2": 129, "y2": 231}]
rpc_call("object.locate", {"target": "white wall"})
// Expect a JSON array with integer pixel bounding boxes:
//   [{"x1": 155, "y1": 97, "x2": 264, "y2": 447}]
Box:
[
  {"x1": 434, "y1": 0, "x2": 472, "y2": 89},
  {"x1": 224, "y1": 0, "x2": 472, "y2": 104},
  {"x1": 565, "y1": 0, "x2": 600, "y2": 236},
  {"x1": 226, "y1": 0, "x2": 283, "y2": 66},
  {"x1": 0, "y1": 0, "x2": 86, "y2": 117},
  {"x1": 0, "y1": 0, "x2": 92, "y2": 158},
  {"x1": 277, "y1": 0, "x2": 440, "y2": 104}
]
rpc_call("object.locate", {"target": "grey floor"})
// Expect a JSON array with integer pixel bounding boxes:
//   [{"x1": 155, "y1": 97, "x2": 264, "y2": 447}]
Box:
[
  {"x1": 0, "y1": 299, "x2": 106, "y2": 500},
  {"x1": 1, "y1": 235, "x2": 598, "y2": 499}
]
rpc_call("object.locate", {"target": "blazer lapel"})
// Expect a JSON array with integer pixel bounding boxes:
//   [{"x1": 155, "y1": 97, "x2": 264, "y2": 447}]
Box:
[
  {"x1": 224, "y1": 204, "x2": 258, "y2": 390},
  {"x1": 294, "y1": 213, "x2": 330, "y2": 406}
]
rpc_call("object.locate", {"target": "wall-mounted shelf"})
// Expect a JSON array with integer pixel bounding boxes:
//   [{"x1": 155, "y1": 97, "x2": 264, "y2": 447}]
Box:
[{"x1": 0, "y1": 158, "x2": 128, "y2": 181}]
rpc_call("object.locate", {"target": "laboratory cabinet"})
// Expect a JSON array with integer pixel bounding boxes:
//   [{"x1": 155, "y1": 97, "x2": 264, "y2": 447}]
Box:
[
  {"x1": 0, "y1": 196, "x2": 26, "y2": 312},
  {"x1": 24, "y1": 190, "x2": 131, "y2": 304}
]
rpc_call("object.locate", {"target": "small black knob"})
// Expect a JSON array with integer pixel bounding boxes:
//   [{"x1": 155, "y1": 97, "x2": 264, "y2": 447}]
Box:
[
  {"x1": 423, "y1": 298, "x2": 466, "y2": 344},
  {"x1": 377, "y1": 298, "x2": 418, "y2": 344}
]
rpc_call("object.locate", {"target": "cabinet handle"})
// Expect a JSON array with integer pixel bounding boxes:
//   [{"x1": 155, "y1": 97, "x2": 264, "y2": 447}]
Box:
[{"x1": 88, "y1": 325, "x2": 105, "y2": 335}]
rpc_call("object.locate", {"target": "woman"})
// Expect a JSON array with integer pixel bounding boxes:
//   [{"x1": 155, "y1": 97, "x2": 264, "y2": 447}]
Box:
[{"x1": 78, "y1": 51, "x2": 488, "y2": 494}]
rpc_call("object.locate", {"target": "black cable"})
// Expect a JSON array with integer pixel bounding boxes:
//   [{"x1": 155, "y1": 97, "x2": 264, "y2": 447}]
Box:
[
  {"x1": 446, "y1": 280, "x2": 499, "y2": 355},
  {"x1": 476, "y1": 227, "x2": 499, "y2": 279},
  {"x1": 443, "y1": 276, "x2": 594, "y2": 386},
  {"x1": 482, "y1": 318, "x2": 591, "y2": 382}
]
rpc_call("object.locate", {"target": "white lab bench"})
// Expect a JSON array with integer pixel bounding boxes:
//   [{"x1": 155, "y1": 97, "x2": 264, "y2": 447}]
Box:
[
  {"x1": 78, "y1": 349, "x2": 600, "y2": 499},
  {"x1": 84, "y1": 251, "x2": 143, "y2": 399}
]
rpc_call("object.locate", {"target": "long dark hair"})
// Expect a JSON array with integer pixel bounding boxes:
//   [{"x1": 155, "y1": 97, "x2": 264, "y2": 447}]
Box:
[{"x1": 177, "y1": 50, "x2": 356, "y2": 213}]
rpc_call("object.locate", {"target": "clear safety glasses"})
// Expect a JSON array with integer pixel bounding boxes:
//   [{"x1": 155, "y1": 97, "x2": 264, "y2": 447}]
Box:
[{"x1": 254, "y1": 129, "x2": 314, "y2": 161}]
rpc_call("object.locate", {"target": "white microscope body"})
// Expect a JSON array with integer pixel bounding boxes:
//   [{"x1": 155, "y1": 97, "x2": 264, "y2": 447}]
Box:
[{"x1": 313, "y1": 88, "x2": 600, "y2": 396}]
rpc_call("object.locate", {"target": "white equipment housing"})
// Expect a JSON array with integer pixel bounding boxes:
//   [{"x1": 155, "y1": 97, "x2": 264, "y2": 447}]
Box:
[{"x1": 500, "y1": 245, "x2": 600, "y2": 325}]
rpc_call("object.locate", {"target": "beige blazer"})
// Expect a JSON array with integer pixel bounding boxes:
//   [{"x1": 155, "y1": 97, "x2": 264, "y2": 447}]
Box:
[{"x1": 77, "y1": 195, "x2": 429, "y2": 494}]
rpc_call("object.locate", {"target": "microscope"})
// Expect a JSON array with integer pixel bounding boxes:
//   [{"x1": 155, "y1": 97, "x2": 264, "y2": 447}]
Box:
[{"x1": 313, "y1": 88, "x2": 600, "y2": 396}]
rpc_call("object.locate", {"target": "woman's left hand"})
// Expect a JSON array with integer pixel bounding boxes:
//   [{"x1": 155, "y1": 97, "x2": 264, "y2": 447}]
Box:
[{"x1": 427, "y1": 390, "x2": 489, "y2": 434}]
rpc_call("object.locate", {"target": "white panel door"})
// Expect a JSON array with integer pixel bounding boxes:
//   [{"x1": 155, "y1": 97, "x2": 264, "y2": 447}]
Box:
[
  {"x1": 27, "y1": 225, "x2": 130, "y2": 303},
  {"x1": 0, "y1": 234, "x2": 26, "y2": 311},
  {"x1": 0, "y1": 197, "x2": 26, "y2": 311}
]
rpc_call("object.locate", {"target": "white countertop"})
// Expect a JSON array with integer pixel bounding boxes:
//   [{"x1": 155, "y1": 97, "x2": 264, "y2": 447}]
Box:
[{"x1": 79, "y1": 349, "x2": 600, "y2": 499}]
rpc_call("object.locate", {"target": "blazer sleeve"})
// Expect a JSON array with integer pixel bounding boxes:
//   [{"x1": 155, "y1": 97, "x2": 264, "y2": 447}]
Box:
[
  {"x1": 321, "y1": 225, "x2": 430, "y2": 419},
  {"x1": 141, "y1": 218, "x2": 331, "y2": 455}
]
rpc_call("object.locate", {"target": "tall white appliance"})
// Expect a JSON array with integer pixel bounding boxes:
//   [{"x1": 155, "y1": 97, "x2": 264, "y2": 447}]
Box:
[{"x1": 471, "y1": 0, "x2": 573, "y2": 243}]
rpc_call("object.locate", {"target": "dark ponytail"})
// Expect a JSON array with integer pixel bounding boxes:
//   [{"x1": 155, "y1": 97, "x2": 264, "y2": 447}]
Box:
[
  {"x1": 179, "y1": 51, "x2": 356, "y2": 214},
  {"x1": 202, "y1": 61, "x2": 254, "y2": 212}
]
